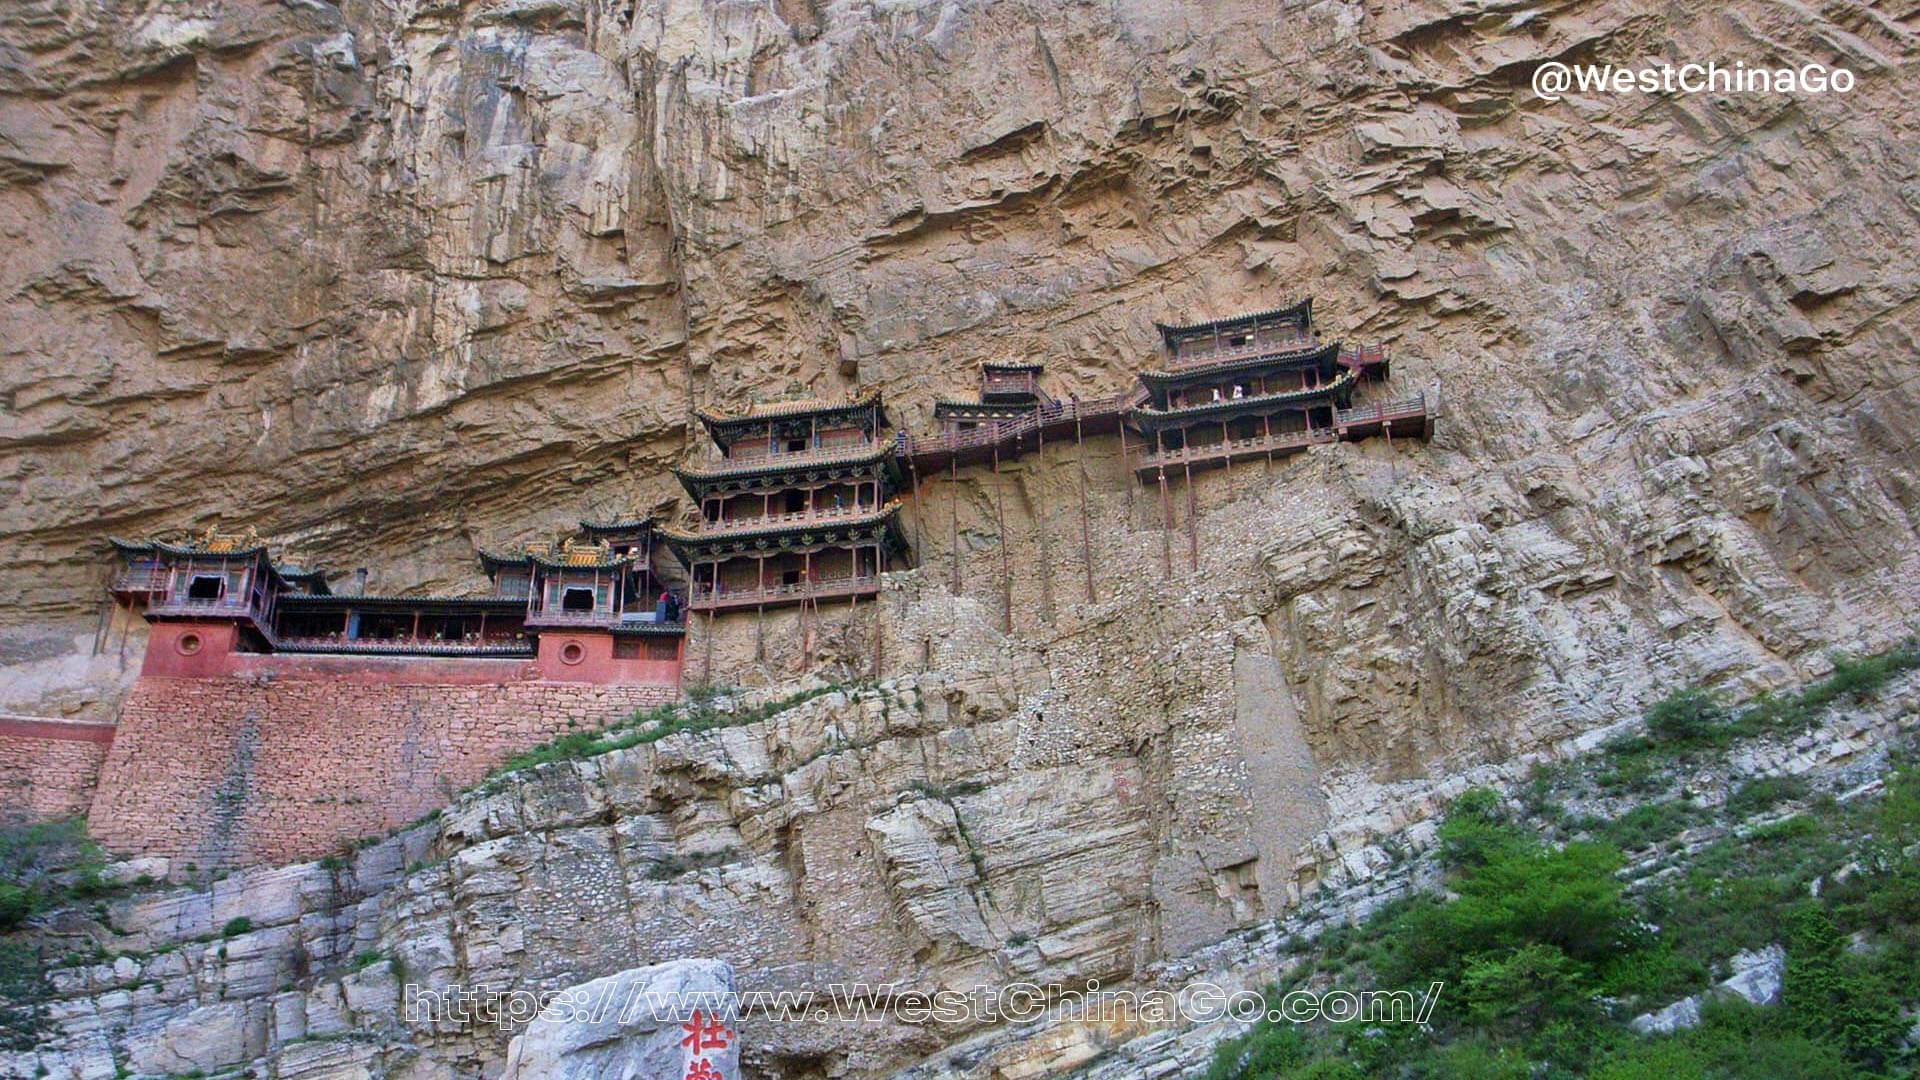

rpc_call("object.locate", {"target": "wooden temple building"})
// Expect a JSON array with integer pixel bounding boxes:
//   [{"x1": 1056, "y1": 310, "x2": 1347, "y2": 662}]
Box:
[
  {"x1": 107, "y1": 520, "x2": 685, "y2": 683},
  {"x1": 1129, "y1": 298, "x2": 1428, "y2": 477},
  {"x1": 666, "y1": 389, "x2": 909, "y2": 613},
  {"x1": 932, "y1": 362, "x2": 1053, "y2": 433}
]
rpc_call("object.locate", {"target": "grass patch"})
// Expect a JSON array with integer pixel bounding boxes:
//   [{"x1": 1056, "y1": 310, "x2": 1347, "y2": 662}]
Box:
[
  {"x1": 488, "y1": 682, "x2": 862, "y2": 781},
  {"x1": 1601, "y1": 799, "x2": 1699, "y2": 852},
  {"x1": 644, "y1": 847, "x2": 742, "y2": 881}
]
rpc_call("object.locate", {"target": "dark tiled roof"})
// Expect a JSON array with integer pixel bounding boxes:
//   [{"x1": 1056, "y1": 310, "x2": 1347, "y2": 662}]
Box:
[
  {"x1": 1137, "y1": 342, "x2": 1341, "y2": 388},
  {"x1": 1154, "y1": 297, "x2": 1312, "y2": 345}
]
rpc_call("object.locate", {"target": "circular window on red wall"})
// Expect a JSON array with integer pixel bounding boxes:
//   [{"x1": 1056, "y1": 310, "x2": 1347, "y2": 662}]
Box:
[
  {"x1": 559, "y1": 641, "x2": 586, "y2": 665},
  {"x1": 176, "y1": 633, "x2": 203, "y2": 656}
]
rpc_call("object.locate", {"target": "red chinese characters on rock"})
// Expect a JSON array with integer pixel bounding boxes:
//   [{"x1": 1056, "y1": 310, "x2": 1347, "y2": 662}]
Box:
[{"x1": 681, "y1": 1011, "x2": 733, "y2": 1080}]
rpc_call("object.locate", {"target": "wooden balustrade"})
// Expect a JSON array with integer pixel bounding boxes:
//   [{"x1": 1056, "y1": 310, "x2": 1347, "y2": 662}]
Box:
[
  {"x1": 699, "y1": 503, "x2": 878, "y2": 535},
  {"x1": 1166, "y1": 333, "x2": 1316, "y2": 370},
  {"x1": 690, "y1": 574, "x2": 881, "y2": 609}
]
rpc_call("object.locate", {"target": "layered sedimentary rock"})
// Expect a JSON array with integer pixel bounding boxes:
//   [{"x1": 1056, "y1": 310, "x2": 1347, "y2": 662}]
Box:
[{"x1": 13, "y1": 671, "x2": 1917, "y2": 1080}]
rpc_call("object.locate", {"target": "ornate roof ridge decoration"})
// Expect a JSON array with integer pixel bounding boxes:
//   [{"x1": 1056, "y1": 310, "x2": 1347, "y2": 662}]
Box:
[
  {"x1": 1154, "y1": 297, "x2": 1313, "y2": 344},
  {"x1": 118, "y1": 523, "x2": 271, "y2": 558},
  {"x1": 660, "y1": 500, "x2": 904, "y2": 545},
  {"x1": 530, "y1": 537, "x2": 635, "y2": 570},
  {"x1": 695, "y1": 385, "x2": 884, "y2": 427},
  {"x1": 981, "y1": 360, "x2": 1043, "y2": 373},
  {"x1": 1132, "y1": 370, "x2": 1358, "y2": 421},
  {"x1": 1138, "y1": 342, "x2": 1342, "y2": 385},
  {"x1": 148, "y1": 538, "x2": 269, "y2": 559}
]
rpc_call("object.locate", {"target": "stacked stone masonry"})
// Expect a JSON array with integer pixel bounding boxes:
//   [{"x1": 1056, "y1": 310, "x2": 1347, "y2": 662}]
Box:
[
  {"x1": 0, "y1": 717, "x2": 113, "y2": 825},
  {"x1": 87, "y1": 678, "x2": 673, "y2": 868}
]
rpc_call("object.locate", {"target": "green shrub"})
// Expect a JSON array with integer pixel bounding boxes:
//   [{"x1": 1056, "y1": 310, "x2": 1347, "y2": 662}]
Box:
[
  {"x1": 220, "y1": 916, "x2": 253, "y2": 938},
  {"x1": 1458, "y1": 943, "x2": 1592, "y2": 1034},
  {"x1": 1435, "y1": 789, "x2": 1530, "y2": 870},
  {"x1": 1203, "y1": 1021, "x2": 1310, "y2": 1080},
  {"x1": 0, "y1": 818, "x2": 109, "y2": 924},
  {"x1": 1644, "y1": 687, "x2": 1728, "y2": 744},
  {"x1": 0, "y1": 884, "x2": 30, "y2": 931},
  {"x1": 0, "y1": 941, "x2": 52, "y2": 1051},
  {"x1": 1781, "y1": 908, "x2": 1907, "y2": 1069}
]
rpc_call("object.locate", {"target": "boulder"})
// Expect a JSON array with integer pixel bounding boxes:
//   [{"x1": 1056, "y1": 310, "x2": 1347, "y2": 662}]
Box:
[{"x1": 502, "y1": 959, "x2": 738, "y2": 1080}]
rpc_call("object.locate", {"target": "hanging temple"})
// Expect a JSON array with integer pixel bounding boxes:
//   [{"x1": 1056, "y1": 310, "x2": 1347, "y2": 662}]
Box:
[{"x1": 99, "y1": 298, "x2": 1433, "y2": 691}]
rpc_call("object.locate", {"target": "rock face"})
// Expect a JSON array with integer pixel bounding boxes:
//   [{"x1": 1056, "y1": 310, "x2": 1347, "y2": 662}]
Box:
[
  {"x1": 5, "y1": 0, "x2": 1920, "y2": 720},
  {"x1": 5, "y1": 0, "x2": 1920, "y2": 1075},
  {"x1": 11, "y1": 674, "x2": 1917, "y2": 1080}
]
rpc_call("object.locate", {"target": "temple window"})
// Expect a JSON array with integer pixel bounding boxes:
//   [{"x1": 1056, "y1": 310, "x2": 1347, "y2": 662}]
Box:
[
  {"x1": 187, "y1": 575, "x2": 224, "y2": 600},
  {"x1": 562, "y1": 587, "x2": 595, "y2": 612}
]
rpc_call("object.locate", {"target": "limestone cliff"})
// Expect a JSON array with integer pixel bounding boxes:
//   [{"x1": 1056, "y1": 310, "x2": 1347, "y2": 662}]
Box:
[
  {"x1": 6, "y1": 0, "x2": 1919, "y2": 715},
  {"x1": 5, "y1": 0, "x2": 1920, "y2": 1074}
]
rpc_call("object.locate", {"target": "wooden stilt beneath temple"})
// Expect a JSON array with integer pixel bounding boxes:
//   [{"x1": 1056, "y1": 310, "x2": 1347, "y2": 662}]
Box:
[
  {"x1": 950, "y1": 457, "x2": 962, "y2": 594},
  {"x1": 1158, "y1": 467, "x2": 1173, "y2": 579},
  {"x1": 1033, "y1": 403, "x2": 1054, "y2": 626},
  {"x1": 993, "y1": 443, "x2": 1012, "y2": 634},
  {"x1": 1076, "y1": 411, "x2": 1096, "y2": 604},
  {"x1": 1185, "y1": 460, "x2": 1199, "y2": 571}
]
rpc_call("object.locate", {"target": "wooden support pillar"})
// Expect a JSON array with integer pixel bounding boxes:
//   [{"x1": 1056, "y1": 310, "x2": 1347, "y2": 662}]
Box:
[
  {"x1": 93, "y1": 590, "x2": 113, "y2": 656},
  {"x1": 703, "y1": 608, "x2": 715, "y2": 686},
  {"x1": 906, "y1": 459, "x2": 923, "y2": 563},
  {"x1": 1033, "y1": 403, "x2": 1054, "y2": 626},
  {"x1": 949, "y1": 456, "x2": 962, "y2": 594},
  {"x1": 1158, "y1": 468, "x2": 1173, "y2": 579},
  {"x1": 1222, "y1": 419, "x2": 1232, "y2": 499},
  {"x1": 1184, "y1": 460, "x2": 1199, "y2": 571},
  {"x1": 802, "y1": 551, "x2": 814, "y2": 669},
  {"x1": 1118, "y1": 422, "x2": 1135, "y2": 520},
  {"x1": 993, "y1": 443, "x2": 1012, "y2": 635},
  {"x1": 1075, "y1": 411, "x2": 1096, "y2": 604}
]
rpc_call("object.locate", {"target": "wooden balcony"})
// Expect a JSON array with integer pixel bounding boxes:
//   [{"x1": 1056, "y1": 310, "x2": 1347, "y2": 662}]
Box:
[
  {"x1": 688, "y1": 574, "x2": 882, "y2": 613},
  {"x1": 1133, "y1": 393, "x2": 1431, "y2": 476},
  {"x1": 147, "y1": 595, "x2": 261, "y2": 619},
  {"x1": 897, "y1": 393, "x2": 1138, "y2": 473},
  {"x1": 695, "y1": 503, "x2": 882, "y2": 537},
  {"x1": 523, "y1": 609, "x2": 621, "y2": 629},
  {"x1": 1167, "y1": 333, "x2": 1315, "y2": 371},
  {"x1": 270, "y1": 636, "x2": 536, "y2": 658},
  {"x1": 110, "y1": 569, "x2": 169, "y2": 595}
]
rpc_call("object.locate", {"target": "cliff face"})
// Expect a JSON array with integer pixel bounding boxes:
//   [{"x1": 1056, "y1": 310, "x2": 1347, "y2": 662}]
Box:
[
  {"x1": 4, "y1": 0, "x2": 1920, "y2": 1070},
  {"x1": 15, "y1": 673, "x2": 1919, "y2": 1080}
]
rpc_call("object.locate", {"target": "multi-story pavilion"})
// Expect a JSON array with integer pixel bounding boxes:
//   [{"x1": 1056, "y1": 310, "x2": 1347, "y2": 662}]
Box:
[{"x1": 668, "y1": 390, "x2": 908, "y2": 613}]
